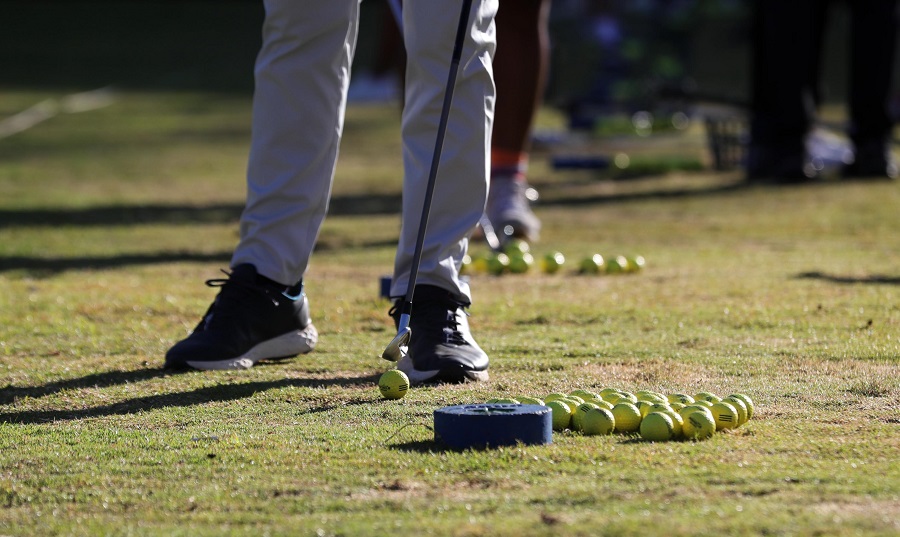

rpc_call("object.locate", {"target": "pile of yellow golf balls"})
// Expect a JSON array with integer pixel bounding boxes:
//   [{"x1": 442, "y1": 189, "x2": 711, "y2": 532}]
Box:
[
  {"x1": 485, "y1": 388, "x2": 754, "y2": 442},
  {"x1": 461, "y1": 239, "x2": 645, "y2": 277}
]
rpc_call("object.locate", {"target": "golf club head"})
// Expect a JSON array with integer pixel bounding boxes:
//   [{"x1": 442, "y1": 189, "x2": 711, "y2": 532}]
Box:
[{"x1": 382, "y1": 326, "x2": 411, "y2": 362}]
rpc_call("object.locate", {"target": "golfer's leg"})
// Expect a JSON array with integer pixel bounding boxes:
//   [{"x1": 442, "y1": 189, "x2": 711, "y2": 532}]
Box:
[
  {"x1": 485, "y1": 0, "x2": 550, "y2": 242},
  {"x1": 392, "y1": 0, "x2": 498, "y2": 303},
  {"x1": 232, "y1": 0, "x2": 360, "y2": 286},
  {"x1": 747, "y1": 0, "x2": 820, "y2": 180},
  {"x1": 492, "y1": 0, "x2": 549, "y2": 157},
  {"x1": 847, "y1": 0, "x2": 897, "y2": 150}
]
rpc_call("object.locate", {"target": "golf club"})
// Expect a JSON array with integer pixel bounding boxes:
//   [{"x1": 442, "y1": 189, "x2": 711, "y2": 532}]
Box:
[
  {"x1": 478, "y1": 214, "x2": 502, "y2": 251},
  {"x1": 382, "y1": 0, "x2": 474, "y2": 362}
]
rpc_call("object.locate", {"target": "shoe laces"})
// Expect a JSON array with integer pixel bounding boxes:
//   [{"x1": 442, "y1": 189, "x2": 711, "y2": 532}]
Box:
[
  {"x1": 393, "y1": 299, "x2": 470, "y2": 346},
  {"x1": 202, "y1": 269, "x2": 281, "y2": 329},
  {"x1": 441, "y1": 309, "x2": 468, "y2": 346}
]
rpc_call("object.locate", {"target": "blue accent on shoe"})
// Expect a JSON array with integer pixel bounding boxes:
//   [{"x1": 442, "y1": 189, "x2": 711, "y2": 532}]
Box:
[{"x1": 282, "y1": 289, "x2": 304, "y2": 301}]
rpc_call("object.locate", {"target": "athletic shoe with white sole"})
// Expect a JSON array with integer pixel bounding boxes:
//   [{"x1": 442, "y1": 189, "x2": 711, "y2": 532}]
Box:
[
  {"x1": 165, "y1": 264, "x2": 317, "y2": 370},
  {"x1": 390, "y1": 285, "x2": 489, "y2": 385},
  {"x1": 485, "y1": 176, "x2": 541, "y2": 243}
]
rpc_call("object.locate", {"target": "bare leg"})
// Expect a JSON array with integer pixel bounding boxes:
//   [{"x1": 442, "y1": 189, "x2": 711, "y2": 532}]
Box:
[{"x1": 485, "y1": 0, "x2": 550, "y2": 242}]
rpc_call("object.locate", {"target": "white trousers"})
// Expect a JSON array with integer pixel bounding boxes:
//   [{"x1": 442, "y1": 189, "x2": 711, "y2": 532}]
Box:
[{"x1": 232, "y1": 0, "x2": 498, "y2": 304}]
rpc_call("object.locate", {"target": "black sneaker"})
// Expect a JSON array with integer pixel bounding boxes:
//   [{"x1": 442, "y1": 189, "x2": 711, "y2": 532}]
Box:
[
  {"x1": 165, "y1": 264, "x2": 317, "y2": 370},
  {"x1": 842, "y1": 141, "x2": 898, "y2": 180},
  {"x1": 389, "y1": 285, "x2": 489, "y2": 385},
  {"x1": 745, "y1": 143, "x2": 816, "y2": 184}
]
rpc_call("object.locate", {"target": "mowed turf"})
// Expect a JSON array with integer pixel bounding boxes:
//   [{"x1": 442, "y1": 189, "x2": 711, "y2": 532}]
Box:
[{"x1": 0, "y1": 90, "x2": 898, "y2": 536}]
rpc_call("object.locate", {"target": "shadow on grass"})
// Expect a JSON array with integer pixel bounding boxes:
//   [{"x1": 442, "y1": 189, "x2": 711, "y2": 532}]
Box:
[
  {"x1": 0, "y1": 251, "x2": 233, "y2": 274},
  {"x1": 0, "y1": 367, "x2": 176, "y2": 405},
  {"x1": 0, "y1": 194, "x2": 403, "y2": 229},
  {"x1": 539, "y1": 178, "x2": 748, "y2": 207},
  {"x1": 795, "y1": 271, "x2": 900, "y2": 285},
  {"x1": 0, "y1": 178, "x2": 783, "y2": 276},
  {"x1": 0, "y1": 204, "x2": 245, "y2": 228},
  {"x1": 389, "y1": 439, "x2": 444, "y2": 453},
  {"x1": 0, "y1": 240, "x2": 399, "y2": 274},
  {"x1": 0, "y1": 178, "x2": 756, "y2": 233},
  {"x1": 0, "y1": 369, "x2": 379, "y2": 424},
  {"x1": 391, "y1": 433, "x2": 667, "y2": 452},
  {"x1": 0, "y1": 175, "x2": 766, "y2": 231},
  {"x1": 0, "y1": 195, "x2": 404, "y2": 275}
]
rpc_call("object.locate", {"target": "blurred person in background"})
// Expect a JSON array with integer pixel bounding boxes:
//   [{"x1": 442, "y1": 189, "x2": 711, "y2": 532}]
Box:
[
  {"x1": 484, "y1": 0, "x2": 551, "y2": 243},
  {"x1": 747, "y1": 0, "x2": 898, "y2": 183}
]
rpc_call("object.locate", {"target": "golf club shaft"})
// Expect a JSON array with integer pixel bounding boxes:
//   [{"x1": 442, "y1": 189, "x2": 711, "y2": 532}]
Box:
[{"x1": 398, "y1": 0, "x2": 474, "y2": 327}]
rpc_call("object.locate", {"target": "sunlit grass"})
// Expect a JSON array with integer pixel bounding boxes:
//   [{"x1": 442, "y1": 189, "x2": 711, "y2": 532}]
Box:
[{"x1": 1, "y1": 91, "x2": 898, "y2": 536}]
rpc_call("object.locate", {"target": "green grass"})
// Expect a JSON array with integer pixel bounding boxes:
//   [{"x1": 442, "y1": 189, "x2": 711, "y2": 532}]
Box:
[{"x1": 1, "y1": 90, "x2": 899, "y2": 536}]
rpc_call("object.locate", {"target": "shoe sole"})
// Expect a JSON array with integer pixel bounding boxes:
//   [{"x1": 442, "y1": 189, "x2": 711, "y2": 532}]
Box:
[
  {"x1": 185, "y1": 324, "x2": 318, "y2": 371},
  {"x1": 397, "y1": 354, "x2": 489, "y2": 385}
]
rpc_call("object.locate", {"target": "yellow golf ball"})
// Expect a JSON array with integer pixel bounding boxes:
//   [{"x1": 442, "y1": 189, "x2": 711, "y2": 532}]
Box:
[
  {"x1": 611, "y1": 402, "x2": 642, "y2": 433},
  {"x1": 660, "y1": 409, "x2": 684, "y2": 438},
  {"x1": 710, "y1": 402, "x2": 739, "y2": 430},
  {"x1": 729, "y1": 393, "x2": 755, "y2": 420},
  {"x1": 722, "y1": 396, "x2": 749, "y2": 426},
  {"x1": 667, "y1": 393, "x2": 695, "y2": 405},
  {"x1": 682, "y1": 409, "x2": 716, "y2": 440},
  {"x1": 569, "y1": 389, "x2": 600, "y2": 400},
  {"x1": 679, "y1": 404, "x2": 714, "y2": 423},
  {"x1": 378, "y1": 370, "x2": 409, "y2": 400},
  {"x1": 640, "y1": 412, "x2": 675, "y2": 441},
  {"x1": 694, "y1": 391, "x2": 721, "y2": 404},
  {"x1": 547, "y1": 400, "x2": 574, "y2": 431},
  {"x1": 540, "y1": 252, "x2": 566, "y2": 274},
  {"x1": 544, "y1": 392, "x2": 567, "y2": 403},
  {"x1": 573, "y1": 402, "x2": 601, "y2": 432},
  {"x1": 636, "y1": 401, "x2": 655, "y2": 418},
  {"x1": 582, "y1": 407, "x2": 616, "y2": 436}
]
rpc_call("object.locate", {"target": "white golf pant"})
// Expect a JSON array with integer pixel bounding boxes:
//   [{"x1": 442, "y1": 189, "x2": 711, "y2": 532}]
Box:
[{"x1": 232, "y1": 0, "x2": 497, "y2": 304}]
